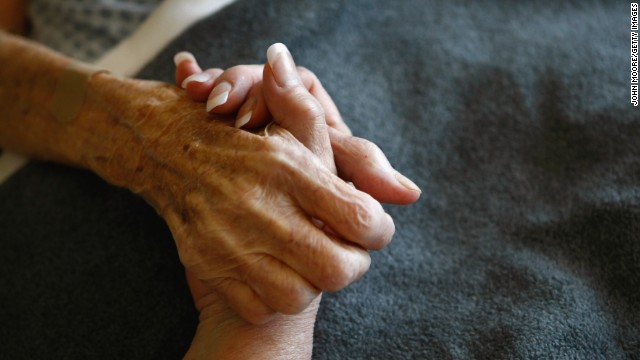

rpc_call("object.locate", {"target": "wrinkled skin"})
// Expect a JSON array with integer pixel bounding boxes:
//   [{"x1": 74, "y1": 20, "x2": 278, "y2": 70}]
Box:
[
  {"x1": 160, "y1": 123, "x2": 393, "y2": 323},
  {"x1": 179, "y1": 43, "x2": 405, "y2": 359},
  {"x1": 0, "y1": 33, "x2": 419, "y2": 359},
  {"x1": 85, "y1": 64, "x2": 396, "y2": 325}
]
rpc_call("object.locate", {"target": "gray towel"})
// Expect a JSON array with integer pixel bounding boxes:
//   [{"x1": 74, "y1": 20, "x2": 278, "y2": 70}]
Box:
[
  {"x1": 139, "y1": 0, "x2": 639, "y2": 357},
  {"x1": 1, "y1": 0, "x2": 638, "y2": 358}
]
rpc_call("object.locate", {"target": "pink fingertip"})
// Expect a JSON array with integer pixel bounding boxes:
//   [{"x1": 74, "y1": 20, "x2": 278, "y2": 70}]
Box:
[{"x1": 174, "y1": 51, "x2": 196, "y2": 66}]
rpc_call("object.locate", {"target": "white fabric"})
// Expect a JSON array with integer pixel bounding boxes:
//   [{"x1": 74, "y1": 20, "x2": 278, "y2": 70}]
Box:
[
  {"x1": 0, "y1": 0, "x2": 238, "y2": 184},
  {"x1": 0, "y1": 152, "x2": 29, "y2": 184},
  {"x1": 96, "y1": 0, "x2": 238, "y2": 76},
  {"x1": 28, "y1": 0, "x2": 161, "y2": 62}
]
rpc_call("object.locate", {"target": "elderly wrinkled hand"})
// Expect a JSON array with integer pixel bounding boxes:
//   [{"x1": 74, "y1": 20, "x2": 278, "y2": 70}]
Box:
[
  {"x1": 83, "y1": 45, "x2": 405, "y2": 325},
  {"x1": 169, "y1": 43, "x2": 423, "y2": 324}
]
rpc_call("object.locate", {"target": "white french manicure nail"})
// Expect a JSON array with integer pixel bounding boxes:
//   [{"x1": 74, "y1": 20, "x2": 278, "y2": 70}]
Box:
[
  {"x1": 181, "y1": 73, "x2": 212, "y2": 89},
  {"x1": 174, "y1": 51, "x2": 196, "y2": 66},
  {"x1": 206, "y1": 81, "x2": 232, "y2": 112},
  {"x1": 235, "y1": 111, "x2": 252, "y2": 128},
  {"x1": 266, "y1": 43, "x2": 300, "y2": 87}
]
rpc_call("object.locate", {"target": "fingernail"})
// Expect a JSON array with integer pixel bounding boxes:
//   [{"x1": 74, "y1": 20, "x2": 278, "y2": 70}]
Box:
[
  {"x1": 266, "y1": 43, "x2": 301, "y2": 87},
  {"x1": 235, "y1": 97, "x2": 256, "y2": 128},
  {"x1": 235, "y1": 111, "x2": 252, "y2": 128},
  {"x1": 181, "y1": 72, "x2": 212, "y2": 89},
  {"x1": 206, "y1": 81, "x2": 232, "y2": 112},
  {"x1": 174, "y1": 51, "x2": 196, "y2": 66},
  {"x1": 394, "y1": 171, "x2": 421, "y2": 193}
]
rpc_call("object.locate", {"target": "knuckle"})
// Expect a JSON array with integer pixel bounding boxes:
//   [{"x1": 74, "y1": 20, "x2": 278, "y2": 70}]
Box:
[
  {"x1": 238, "y1": 254, "x2": 267, "y2": 284},
  {"x1": 176, "y1": 234, "x2": 206, "y2": 271},
  {"x1": 261, "y1": 134, "x2": 287, "y2": 153},
  {"x1": 260, "y1": 137, "x2": 291, "y2": 164},
  {"x1": 263, "y1": 137, "x2": 305, "y2": 174},
  {"x1": 291, "y1": 90, "x2": 325, "y2": 122},
  {"x1": 304, "y1": 100, "x2": 325, "y2": 121},
  {"x1": 224, "y1": 64, "x2": 261, "y2": 85},
  {"x1": 328, "y1": 266, "x2": 354, "y2": 291},
  {"x1": 321, "y1": 250, "x2": 369, "y2": 292},
  {"x1": 224, "y1": 64, "x2": 247, "y2": 76},
  {"x1": 352, "y1": 136, "x2": 382, "y2": 162},
  {"x1": 345, "y1": 195, "x2": 393, "y2": 250},
  {"x1": 280, "y1": 286, "x2": 315, "y2": 315},
  {"x1": 289, "y1": 86, "x2": 325, "y2": 116},
  {"x1": 382, "y1": 215, "x2": 396, "y2": 247},
  {"x1": 369, "y1": 218, "x2": 394, "y2": 250},
  {"x1": 348, "y1": 197, "x2": 376, "y2": 234}
]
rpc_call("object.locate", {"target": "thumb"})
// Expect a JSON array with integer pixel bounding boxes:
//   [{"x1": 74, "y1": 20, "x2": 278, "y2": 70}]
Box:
[{"x1": 262, "y1": 43, "x2": 335, "y2": 173}]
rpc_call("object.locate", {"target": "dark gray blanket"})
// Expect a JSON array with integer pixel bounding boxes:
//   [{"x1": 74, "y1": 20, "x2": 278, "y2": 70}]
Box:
[{"x1": 1, "y1": 0, "x2": 638, "y2": 358}]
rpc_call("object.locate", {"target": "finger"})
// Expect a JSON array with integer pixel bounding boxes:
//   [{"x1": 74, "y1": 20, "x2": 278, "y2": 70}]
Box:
[
  {"x1": 174, "y1": 51, "x2": 203, "y2": 86},
  {"x1": 216, "y1": 277, "x2": 276, "y2": 325},
  {"x1": 263, "y1": 43, "x2": 334, "y2": 172},
  {"x1": 167, "y1": 208, "x2": 275, "y2": 324},
  {"x1": 234, "y1": 71, "x2": 344, "y2": 130},
  {"x1": 185, "y1": 270, "x2": 211, "y2": 311},
  {"x1": 174, "y1": 58, "x2": 349, "y2": 134},
  {"x1": 263, "y1": 212, "x2": 373, "y2": 292},
  {"x1": 297, "y1": 66, "x2": 352, "y2": 135},
  {"x1": 234, "y1": 81, "x2": 272, "y2": 129},
  {"x1": 174, "y1": 52, "x2": 224, "y2": 102},
  {"x1": 205, "y1": 65, "x2": 264, "y2": 113},
  {"x1": 184, "y1": 68, "x2": 224, "y2": 102},
  {"x1": 221, "y1": 198, "x2": 370, "y2": 295},
  {"x1": 184, "y1": 179, "x2": 371, "y2": 296},
  {"x1": 200, "y1": 65, "x2": 332, "y2": 120},
  {"x1": 239, "y1": 254, "x2": 321, "y2": 314},
  {"x1": 330, "y1": 127, "x2": 422, "y2": 204},
  {"x1": 281, "y1": 159, "x2": 396, "y2": 250}
]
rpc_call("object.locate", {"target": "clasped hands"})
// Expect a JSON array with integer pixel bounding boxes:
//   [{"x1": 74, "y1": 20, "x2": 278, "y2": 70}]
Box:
[{"x1": 144, "y1": 43, "x2": 421, "y2": 324}]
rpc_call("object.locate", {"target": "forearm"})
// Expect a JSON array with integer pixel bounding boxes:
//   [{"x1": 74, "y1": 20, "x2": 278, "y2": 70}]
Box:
[
  {"x1": 0, "y1": 32, "x2": 75, "y2": 160},
  {"x1": 0, "y1": 32, "x2": 126, "y2": 169},
  {"x1": 0, "y1": 32, "x2": 187, "y2": 199}
]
